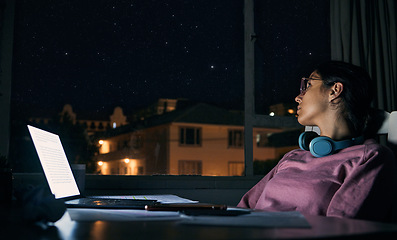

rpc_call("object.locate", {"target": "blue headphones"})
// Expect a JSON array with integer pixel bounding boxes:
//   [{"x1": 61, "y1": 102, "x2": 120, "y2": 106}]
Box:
[{"x1": 299, "y1": 131, "x2": 364, "y2": 158}]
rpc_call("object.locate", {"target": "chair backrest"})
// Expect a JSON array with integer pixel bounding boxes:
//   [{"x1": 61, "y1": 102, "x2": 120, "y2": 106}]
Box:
[
  {"x1": 378, "y1": 111, "x2": 397, "y2": 144},
  {"x1": 304, "y1": 111, "x2": 397, "y2": 144}
]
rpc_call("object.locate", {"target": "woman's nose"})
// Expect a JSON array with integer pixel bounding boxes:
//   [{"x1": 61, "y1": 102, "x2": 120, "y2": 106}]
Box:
[{"x1": 295, "y1": 94, "x2": 302, "y2": 103}]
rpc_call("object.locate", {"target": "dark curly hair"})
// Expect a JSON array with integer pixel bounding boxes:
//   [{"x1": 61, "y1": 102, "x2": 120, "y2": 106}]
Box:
[{"x1": 314, "y1": 61, "x2": 375, "y2": 137}]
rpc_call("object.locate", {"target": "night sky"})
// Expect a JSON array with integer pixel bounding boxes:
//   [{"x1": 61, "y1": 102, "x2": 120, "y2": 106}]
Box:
[{"x1": 11, "y1": 0, "x2": 330, "y2": 117}]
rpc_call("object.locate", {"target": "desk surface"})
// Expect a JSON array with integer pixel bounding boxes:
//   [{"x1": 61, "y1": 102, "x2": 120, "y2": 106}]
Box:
[{"x1": 2, "y1": 207, "x2": 397, "y2": 240}]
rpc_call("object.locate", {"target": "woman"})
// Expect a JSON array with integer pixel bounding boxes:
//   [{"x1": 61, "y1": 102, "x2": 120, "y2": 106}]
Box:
[{"x1": 238, "y1": 61, "x2": 396, "y2": 222}]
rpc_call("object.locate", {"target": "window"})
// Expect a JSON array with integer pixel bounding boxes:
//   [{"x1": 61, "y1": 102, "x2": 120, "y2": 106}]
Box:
[
  {"x1": 228, "y1": 162, "x2": 244, "y2": 176},
  {"x1": 178, "y1": 160, "x2": 202, "y2": 175},
  {"x1": 228, "y1": 130, "x2": 244, "y2": 148},
  {"x1": 179, "y1": 127, "x2": 201, "y2": 146},
  {"x1": 8, "y1": 0, "x2": 244, "y2": 175}
]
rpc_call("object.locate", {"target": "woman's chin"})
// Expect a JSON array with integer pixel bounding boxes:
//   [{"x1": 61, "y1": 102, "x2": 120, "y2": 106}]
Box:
[
  {"x1": 296, "y1": 115, "x2": 303, "y2": 124},
  {"x1": 296, "y1": 116, "x2": 311, "y2": 126}
]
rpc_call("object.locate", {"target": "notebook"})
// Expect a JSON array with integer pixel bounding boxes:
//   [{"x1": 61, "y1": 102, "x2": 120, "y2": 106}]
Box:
[{"x1": 27, "y1": 125, "x2": 157, "y2": 209}]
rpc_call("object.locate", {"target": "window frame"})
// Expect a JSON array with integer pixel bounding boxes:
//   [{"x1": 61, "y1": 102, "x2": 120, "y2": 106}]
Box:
[
  {"x1": 228, "y1": 129, "x2": 244, "y2": 148},
  {"x1": 179, "y1": 126, "x2": 202, "y2": 147}
]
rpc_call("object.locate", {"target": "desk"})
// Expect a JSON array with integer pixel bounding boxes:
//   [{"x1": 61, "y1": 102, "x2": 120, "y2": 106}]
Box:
[{"x1": 2, "y1": 207, "x2": 397, "y2": 240}]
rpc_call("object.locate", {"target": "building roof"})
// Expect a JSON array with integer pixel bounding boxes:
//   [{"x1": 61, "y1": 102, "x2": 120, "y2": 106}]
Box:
[
  {"x1": 96, "y1": 103, "x2": 243, "y2": 138},
  {"x1": 143, "y1": 103, "x2": 244, "y2": 127}
]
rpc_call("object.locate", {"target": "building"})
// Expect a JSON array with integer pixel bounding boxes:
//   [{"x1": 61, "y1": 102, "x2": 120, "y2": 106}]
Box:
[
  {"x1": 95, "y1": 103, "x2": 301, "y2": 176},
  {"x1": 29, "y1": 104, "x2": 128, "y2": 135}
]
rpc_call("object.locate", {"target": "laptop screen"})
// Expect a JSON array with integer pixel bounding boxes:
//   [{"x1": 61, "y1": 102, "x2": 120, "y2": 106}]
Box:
[{"x1": 28, "y1": 125, "x2": 80, "y2": 199}]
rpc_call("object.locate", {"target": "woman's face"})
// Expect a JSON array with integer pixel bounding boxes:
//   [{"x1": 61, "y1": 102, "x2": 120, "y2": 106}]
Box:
[{"x1": 295, "y1": 71, "x2": 330, "y2": 126}]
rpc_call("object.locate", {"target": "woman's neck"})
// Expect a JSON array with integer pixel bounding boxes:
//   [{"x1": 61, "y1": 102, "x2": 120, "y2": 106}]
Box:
[{"x1": 318, "y1": 114, "x2": 353, "y2": 141}]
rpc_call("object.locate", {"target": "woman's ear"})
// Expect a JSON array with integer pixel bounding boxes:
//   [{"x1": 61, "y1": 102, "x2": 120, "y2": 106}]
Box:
[{"x1": 329, "y1": 82, "x2": 343, "y2": 103}]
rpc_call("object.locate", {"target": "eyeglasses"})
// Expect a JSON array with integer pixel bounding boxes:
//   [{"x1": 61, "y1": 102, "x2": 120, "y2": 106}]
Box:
[{"x1": 300, "y1": 77, "x2": 323, "y2": 94}]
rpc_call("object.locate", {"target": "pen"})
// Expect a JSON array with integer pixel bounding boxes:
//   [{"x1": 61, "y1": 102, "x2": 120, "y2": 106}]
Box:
[{"x1": 145, "y1": 203, "x2": 227, "y2": 211}]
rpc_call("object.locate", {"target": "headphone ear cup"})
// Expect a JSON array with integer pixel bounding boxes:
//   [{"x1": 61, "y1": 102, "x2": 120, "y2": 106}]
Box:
[
  {"x1": 299, "y1": 131, "x2": 319, "y2": 151},
  {"x1": 309, "y1": 136, "x2": 334, "y2": 157}
]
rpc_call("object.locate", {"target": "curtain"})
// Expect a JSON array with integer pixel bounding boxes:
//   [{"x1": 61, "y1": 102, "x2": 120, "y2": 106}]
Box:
[{"x1": 330, "y1": 0, "x2": 397, "y2": 112}]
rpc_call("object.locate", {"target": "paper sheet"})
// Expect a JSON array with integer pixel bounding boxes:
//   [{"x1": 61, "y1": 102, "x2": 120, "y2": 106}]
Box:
[{"x1": 68, "y1": 208, "x2": 310, "y2": 228}]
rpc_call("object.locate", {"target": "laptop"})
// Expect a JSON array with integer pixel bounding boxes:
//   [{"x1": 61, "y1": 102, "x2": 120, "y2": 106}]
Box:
[{"x1": 27, "y1": 125, "x2": 157, "y2": 209}]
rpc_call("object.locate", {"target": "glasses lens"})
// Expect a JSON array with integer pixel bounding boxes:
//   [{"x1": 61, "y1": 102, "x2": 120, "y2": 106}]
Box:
[{"x1": 300, "y1": 78, "x2": 308, "y2": 93}]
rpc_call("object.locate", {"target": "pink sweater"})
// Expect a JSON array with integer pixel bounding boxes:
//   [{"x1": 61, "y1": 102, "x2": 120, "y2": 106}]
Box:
[{"x1": 238, "y1": 139, "x2": 397, "y2": 221}]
